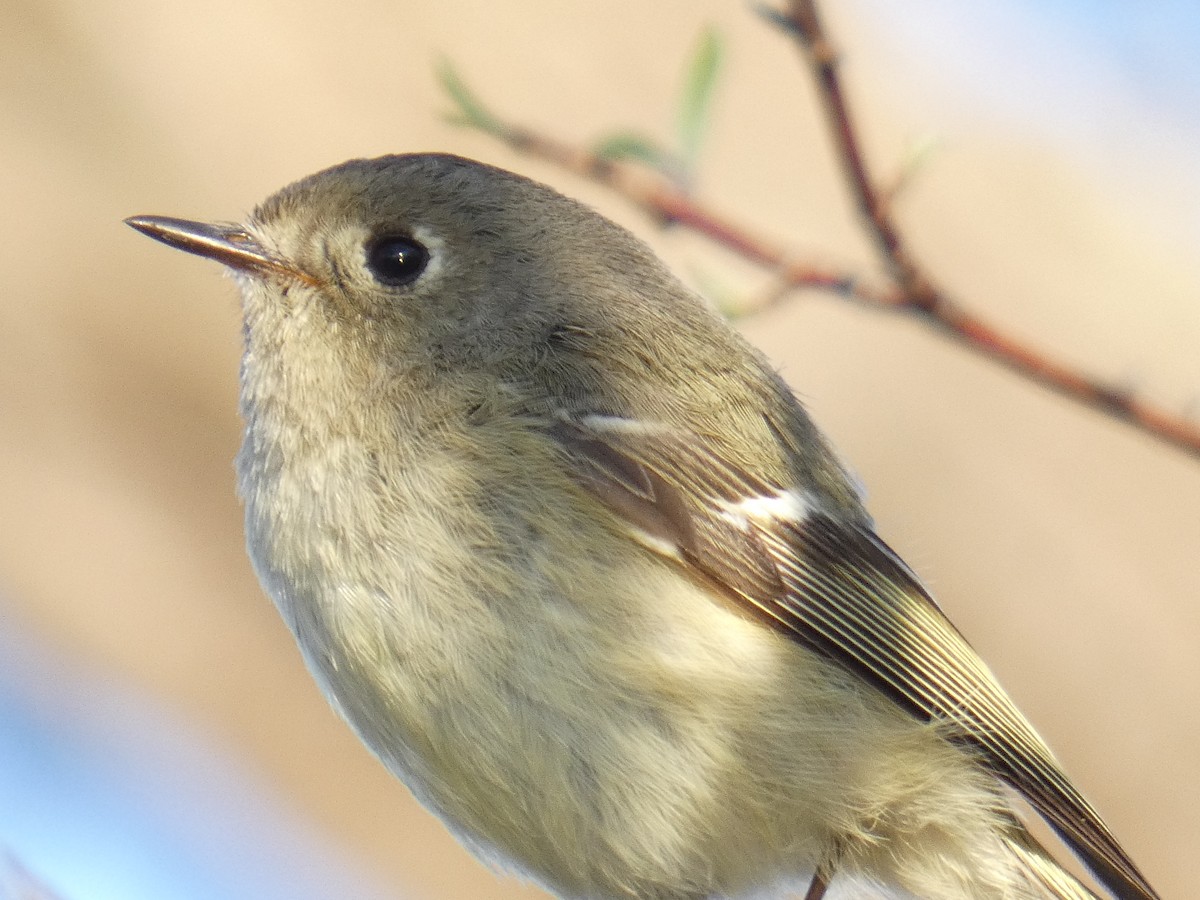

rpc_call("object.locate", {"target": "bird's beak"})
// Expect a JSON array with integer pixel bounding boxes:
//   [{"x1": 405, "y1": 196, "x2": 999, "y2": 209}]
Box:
[{"x1": 124, "y1": 215, "x2": 318, "y2": 286}]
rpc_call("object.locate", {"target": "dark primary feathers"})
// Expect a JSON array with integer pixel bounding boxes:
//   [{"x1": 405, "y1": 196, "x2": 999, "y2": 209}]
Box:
[{"x1": 547, "y1": 415, "x2": 1159, "y2": 900}]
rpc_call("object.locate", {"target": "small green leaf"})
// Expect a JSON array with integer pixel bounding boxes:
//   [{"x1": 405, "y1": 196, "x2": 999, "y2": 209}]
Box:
[
  {"x1": 436, "y1": 58, "x2": 507, "y2": 137},
  {"x1": 593, "y1": 132, "x2": 673, "y2": 168},
  {"x1": 676, "y1": 26, "x2": 724, "y2": 170},
  {"x1": 897, "y1": 133, "x2": 941, "y2": 186}
]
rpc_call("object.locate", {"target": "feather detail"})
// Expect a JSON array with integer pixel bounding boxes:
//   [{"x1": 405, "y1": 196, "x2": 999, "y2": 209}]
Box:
[
  {"x1": 1005, "y1": 829, "x2": 1101, "y2": 900},
  {"x1": 545, "y1": 414, "x2": 1158, "y2": 900}
]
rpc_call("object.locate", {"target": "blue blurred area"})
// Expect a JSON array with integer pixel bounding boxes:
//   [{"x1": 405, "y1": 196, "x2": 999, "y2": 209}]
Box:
[
  {"x1": 852, "y1": 0, "x2": 1200, "y2": 241},
  {"x1": 1035, "y1": 0, "x2": 1200, "y2": 106},
  {"x1": 0, "y1": 689, "x2": 216, "y2": 900},
  {"x1": 855, "y1": 0, "x2": 1200, "y2": 124},
  {"x1": 0, "y1": 615, "x2": 399, "y2": 900}
]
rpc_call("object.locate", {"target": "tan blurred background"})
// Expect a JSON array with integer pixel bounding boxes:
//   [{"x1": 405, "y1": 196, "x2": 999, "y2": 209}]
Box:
[{"x1": 1, "y1": 1, "x2": 1197, "y2": 898}]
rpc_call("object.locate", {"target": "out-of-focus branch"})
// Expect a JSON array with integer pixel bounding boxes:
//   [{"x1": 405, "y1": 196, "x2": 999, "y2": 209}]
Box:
[
  {"x1": 767, "y1": 1, "x2": 916, "y2": 280},
  {"x1": 514, "y1": 127, "x2": 901, "y2": 305},
  {"x1": 769, "y1": 0, "x2": 1200, "y2": 457},
  {"x1": 437, "y1": 60, "x2": 895, "y2": 308},
  {"x1": 438, "y1": 24, "x2": 1200, "y2": 458},
  {"x1": 1, "y1": 851, "x2": 67, "y2": 900}
]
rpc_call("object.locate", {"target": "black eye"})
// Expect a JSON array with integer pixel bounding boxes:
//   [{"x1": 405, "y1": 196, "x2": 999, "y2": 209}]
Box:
[{"x1": 366, "y1": 235, "x2": 429, "y2": 286}]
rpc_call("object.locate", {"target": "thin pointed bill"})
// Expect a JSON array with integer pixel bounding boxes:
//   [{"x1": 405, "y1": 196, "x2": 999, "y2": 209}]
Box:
[{"x1": 124, "y1": 215, "x2": 318, "y2": 286}]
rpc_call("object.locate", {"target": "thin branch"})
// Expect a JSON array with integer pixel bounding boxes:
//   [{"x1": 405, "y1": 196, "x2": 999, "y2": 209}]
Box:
[
  {"x1": 499, "y1": 123, "x2": 898, "y2": 306},
  {"x1": 771, "y1": 0, "x2": 936, "y2": 302},
  {"x1": 440, "y1": 32, "x2": 1200, "y2": 458},
  {"x1": 770, "y1": 0, "x2": 1200, "y2": 457}
]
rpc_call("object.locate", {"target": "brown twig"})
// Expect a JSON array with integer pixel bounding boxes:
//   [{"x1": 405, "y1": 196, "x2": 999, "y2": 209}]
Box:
[
  {"x1": 496, "y1": 124, "x2": 896, "y2": 306},
  {"x1": 460, "y1": 21, "x2": 1200, "y2": 459},
  {"x1": 773, "y1": 3, "x2": 928, "y2": 294},
  {"x1": 771, "y1": 0, "x2": 1200, "y2": 457}
]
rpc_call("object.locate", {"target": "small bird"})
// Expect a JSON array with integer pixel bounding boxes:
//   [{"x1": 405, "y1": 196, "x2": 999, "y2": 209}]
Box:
[{"x1": 127, "y1": 153, "x2": 1158, "y2": 900}]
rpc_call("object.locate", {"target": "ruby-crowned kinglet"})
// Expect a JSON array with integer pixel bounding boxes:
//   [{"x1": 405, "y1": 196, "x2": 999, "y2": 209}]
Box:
[{"x1": 126, "y1": 154, "x2": 1157, "y2": 900}]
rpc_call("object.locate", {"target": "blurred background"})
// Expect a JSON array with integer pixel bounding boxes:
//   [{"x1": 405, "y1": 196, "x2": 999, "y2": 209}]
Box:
[{"x1": 1, "y1": 1, "x2": 1197, "y2": 898}]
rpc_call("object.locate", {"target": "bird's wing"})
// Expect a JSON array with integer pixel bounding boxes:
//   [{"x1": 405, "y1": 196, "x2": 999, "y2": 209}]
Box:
[{"x1": 545, "y1": 414, "x2": 1157, "y2": 900}]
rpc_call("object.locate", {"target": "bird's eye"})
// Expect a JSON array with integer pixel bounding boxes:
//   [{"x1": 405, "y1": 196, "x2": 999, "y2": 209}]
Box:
[{"x1": 366, "y1": 235, "x2": 429, "y2": 286}]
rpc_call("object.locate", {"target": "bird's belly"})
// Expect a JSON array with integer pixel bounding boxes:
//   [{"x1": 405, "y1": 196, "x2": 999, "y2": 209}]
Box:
[
  {"x1": 239, "y1": 448, "x2": 998, "y2": 899},
  {"x1": 278, "y1": 546, "x2": 870, "y2": 897}
]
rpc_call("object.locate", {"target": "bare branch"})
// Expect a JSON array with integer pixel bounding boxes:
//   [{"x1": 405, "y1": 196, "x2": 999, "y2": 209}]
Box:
[
  {"x1": 440, "y1": 23, "x2": 1200, "y2": 458},
  {"x1": 767, "y1": 0, "x2": 1200, "y2": 457},
  {"x1": 499, "y1": 124, "x2": 896, "y2": 306}
]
